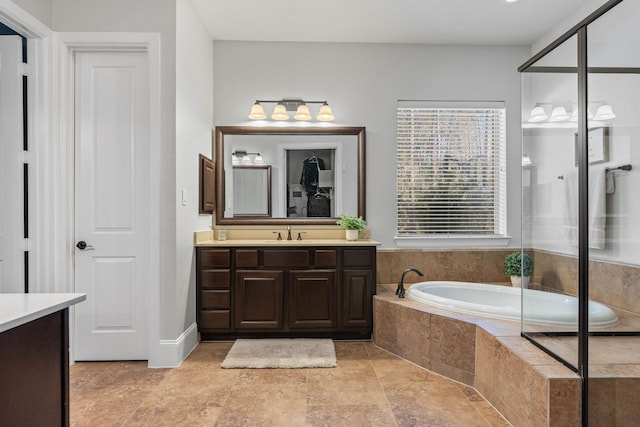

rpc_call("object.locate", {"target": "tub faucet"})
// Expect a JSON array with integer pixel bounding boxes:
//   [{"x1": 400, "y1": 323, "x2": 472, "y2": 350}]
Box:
[{"x1": 396, "y1": 268, "x2": 424, "y2": 299}]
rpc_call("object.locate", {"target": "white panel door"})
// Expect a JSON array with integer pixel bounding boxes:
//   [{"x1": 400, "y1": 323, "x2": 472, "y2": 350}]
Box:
[
  {"x1": 0, "y1": 36, "x2": 24, "y2": 293},
  {"x1": 74, "y1": 51, "x2": 149, "y2": 360}
]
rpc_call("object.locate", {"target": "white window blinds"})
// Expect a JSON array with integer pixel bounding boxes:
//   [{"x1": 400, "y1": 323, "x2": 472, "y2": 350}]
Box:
[{"x1": 396, "y1": 101, "x2": 507, "y2": 237}]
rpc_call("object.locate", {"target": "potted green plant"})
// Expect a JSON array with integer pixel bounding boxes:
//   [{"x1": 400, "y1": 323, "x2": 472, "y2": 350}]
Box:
[
  {"x1": 503, "y1": 251, "x2": 533, "y2": 288},
  {"x1": 336, "y1": 214, "x2": 367, "y2": 241}
]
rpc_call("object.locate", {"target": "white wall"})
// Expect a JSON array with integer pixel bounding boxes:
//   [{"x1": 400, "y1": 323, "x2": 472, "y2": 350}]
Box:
[
  {"x1": 10, "y1": 0, "x2": 52, "y2": 27},
  {"x1": 175, "y1": 0, "x2": 213, "y2": 333},
  {"x1": 529, "y1": 0, "x2": 609, "y2": 56},
  {"x1": 213, "y1": 41, "x2": 529, "y2": 248}
]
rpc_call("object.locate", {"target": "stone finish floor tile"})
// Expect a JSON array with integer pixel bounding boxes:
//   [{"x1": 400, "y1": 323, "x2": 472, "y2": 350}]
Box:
[{"x1": 70, "y1": 341, "x2": 511, "y2": 426}]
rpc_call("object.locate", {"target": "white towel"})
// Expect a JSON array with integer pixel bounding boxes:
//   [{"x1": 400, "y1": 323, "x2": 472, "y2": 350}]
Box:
[
  {"x1": 563, "y1": 170, "x2": 578, "y2": 246},
  {"x1": 562, "y1": 168, "x2": 607, "y2": 249},
  {"x1": 589, "y1": 169, "x2": 607, "y2": 249},
  {"x1": 606, "y1": 170, "x2": 615, "y2": 194}
]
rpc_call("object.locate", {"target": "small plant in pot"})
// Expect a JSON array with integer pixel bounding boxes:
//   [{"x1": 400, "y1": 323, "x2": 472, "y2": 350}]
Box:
[
  {"x1": 336, "y1": 214, "x2": 367, "y2": 241},
  {"x1": 503, "y1": 251, "x2": 533, "y2": 288}
]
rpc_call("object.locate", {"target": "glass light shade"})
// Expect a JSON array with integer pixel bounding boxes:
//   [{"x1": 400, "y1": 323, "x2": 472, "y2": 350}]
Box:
[
  {"x1": 232, "y1": 154, "x2": 239, "y2": 165},
  {"x1": 549, "y1": 106, "x2": 570, "y2": 122},
  {"x1": 593, "y1": 104, "x2": 616, "y2": 121},
  {"x1": 241, "y1": 155, "x2": 252, "y2": 164},
  {"x1": 254, "y1": 154, "x2": 264, "y2": 164},
  {"x1": 570, "y1": 106, "x2": 594, "y2": 122},
  {"x1": 248, "y1": 102, "x2": 267, "y2": 120},
  {"x1": 316, "y1": 103, "x2": 335, "y2": 121},
  {"x1": 293, "y1": 104, "x2": 312, "y2": 120},
  {"x1": 271, "y1": 104, "x2": 289, "y2": 120},
  {"x1": 527, "y1": 105, "x2": 548, "y2": 123}
]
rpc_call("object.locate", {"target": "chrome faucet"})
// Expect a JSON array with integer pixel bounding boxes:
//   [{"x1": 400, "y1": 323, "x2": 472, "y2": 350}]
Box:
[
  {"x1": 287, "y1": 225, "x2": 292, "y2": 241},
  {"x1": 396, "y1": 268, "x2": 424, "y2": 298}
]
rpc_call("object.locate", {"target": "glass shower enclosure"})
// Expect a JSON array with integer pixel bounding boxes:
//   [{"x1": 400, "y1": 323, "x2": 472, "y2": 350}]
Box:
[{"x1": 520, "y1": 0, "x2": 640, "y2": 424}]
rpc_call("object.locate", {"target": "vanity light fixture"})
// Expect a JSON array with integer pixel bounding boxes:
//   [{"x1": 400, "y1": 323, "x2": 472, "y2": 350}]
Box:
[
  {"x1": 248, "y1": 99, "x2": 335, "y2": 122},
  {"x1": 527, "y1": 102, "x2": 615, "y2": 124},
  {"x1": 232, "y1": 150, "x2": 264, "y2": 165}
]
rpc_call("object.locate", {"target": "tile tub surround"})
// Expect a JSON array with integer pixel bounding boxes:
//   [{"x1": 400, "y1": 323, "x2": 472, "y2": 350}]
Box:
[
  {"x1": 376, "y1": 249, "x2": 516, "y2": 286},
  {"x1": 377, "y1": 248, "x2": 640, "y2": 315},
  {"x1": 532, "y1": 249, "x2": 640, "y2": 316},
  {"x1": 374, "y1": 284, "x2": 581, "y2": 426}
]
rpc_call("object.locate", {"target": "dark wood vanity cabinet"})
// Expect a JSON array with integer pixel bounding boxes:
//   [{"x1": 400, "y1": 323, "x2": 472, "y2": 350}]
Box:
[
  {"x1": 235, "y1": 270, "x2": 284, "y2": 330},
  {"x1": 196, "y1": 246, "x2": 376, "y2": 340}
]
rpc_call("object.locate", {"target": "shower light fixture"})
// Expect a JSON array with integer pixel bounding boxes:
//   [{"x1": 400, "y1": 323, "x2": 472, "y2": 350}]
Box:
[{"x1": 248, "y1": 99, "x2": 335, "y2": 122}]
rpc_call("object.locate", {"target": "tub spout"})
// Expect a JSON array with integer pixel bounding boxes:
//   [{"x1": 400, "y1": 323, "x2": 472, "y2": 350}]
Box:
[{"x1": 396, "y1": 268, "x2": 424, "y2": 298}]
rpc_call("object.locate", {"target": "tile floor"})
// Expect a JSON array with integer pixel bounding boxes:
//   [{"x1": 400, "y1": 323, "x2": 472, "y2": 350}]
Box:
[{"x1": 70, "y1": 341, "x2": 512, "y2": 426}]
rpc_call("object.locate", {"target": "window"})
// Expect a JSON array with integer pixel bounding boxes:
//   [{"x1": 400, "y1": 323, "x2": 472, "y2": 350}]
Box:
[{"x1": 396, "y1": 101, "x2": 507, "y2": 241}]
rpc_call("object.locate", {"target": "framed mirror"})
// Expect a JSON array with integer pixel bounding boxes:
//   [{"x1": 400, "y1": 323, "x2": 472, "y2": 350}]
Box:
[
  {"x1": 214, "y1": 126, "x2": 365, "y2": 225},
  {"x1": 232, "y1": 165, "x2": 271, "y2": 217}
]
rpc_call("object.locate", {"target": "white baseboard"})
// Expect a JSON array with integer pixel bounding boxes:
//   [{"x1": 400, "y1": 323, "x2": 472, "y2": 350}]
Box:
[{"x1": 148, "y1": 322, "x2": 199, "y2": 368}]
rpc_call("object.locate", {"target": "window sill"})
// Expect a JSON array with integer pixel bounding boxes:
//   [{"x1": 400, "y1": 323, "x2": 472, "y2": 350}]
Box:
[{"x1": 394, "y1": 235, "x2": 512, "y2": 249}]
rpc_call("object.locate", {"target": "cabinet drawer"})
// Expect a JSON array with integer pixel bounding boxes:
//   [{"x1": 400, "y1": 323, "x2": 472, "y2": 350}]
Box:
[
  {"x1": 343, "y1": 248, "x2": 374, "y2": 268},
  {"x1": 199, "y1": 310, "x2": 231, "y2": 330},
  {"x1": 200, "y1": 269, "x2": 231, "y2": 289},
  {"x1": 236, "y1": 249, "x2": 258, "y2": 267},
  {"x1": 264, "y1": 250, "x2": 309, "y2": 268},
  {"x1": 315, "y1": 249, "x2": 337, "y2": 267},
  {"x1": 200, "y1": 290, "x2": 230, "y2": 309},
  {"x1": 199, "y1": 249, "x2": 231, "y2": 268}
]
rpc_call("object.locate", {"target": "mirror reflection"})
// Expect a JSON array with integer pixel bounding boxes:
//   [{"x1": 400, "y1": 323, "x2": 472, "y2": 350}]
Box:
[
  {"x1": 232, "y1": 165, "x2": 271, "y2": 217},
  {"x1": 215, "y1": 126, "x2": 365, "y2": 225}
]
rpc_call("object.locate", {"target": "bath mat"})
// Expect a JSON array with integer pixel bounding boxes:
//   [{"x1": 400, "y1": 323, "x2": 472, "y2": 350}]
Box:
[{"x1": 221, "y1": 338, "x2": 336, "y2": 369}]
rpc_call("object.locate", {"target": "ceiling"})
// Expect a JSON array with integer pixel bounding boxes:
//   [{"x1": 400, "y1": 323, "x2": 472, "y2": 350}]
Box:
[{"x1": 191, "y1": 0, "x2": 598, "y2": 46}]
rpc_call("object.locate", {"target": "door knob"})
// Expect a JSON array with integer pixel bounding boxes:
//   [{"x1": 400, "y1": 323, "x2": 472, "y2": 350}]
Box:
[{"x1": 76, "y1": 241, "x2": 94, "y2": 250}]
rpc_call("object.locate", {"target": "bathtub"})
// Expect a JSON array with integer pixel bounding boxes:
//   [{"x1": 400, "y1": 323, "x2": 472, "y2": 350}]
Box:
[{"x1": 406, "y1": 281, "x2": 619, "y2": 328}]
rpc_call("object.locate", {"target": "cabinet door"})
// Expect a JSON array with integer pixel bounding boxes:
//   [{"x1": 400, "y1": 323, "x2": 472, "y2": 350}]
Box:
[
  {"x1": 342, "y1": 270, "x2": 374, "y2": 328},
  {"x1": 235, "y1": 270, "x2": 284, "y2": 330},
  {"x1": 289, "y1": 270, "x2": 337, "y2": 329}
]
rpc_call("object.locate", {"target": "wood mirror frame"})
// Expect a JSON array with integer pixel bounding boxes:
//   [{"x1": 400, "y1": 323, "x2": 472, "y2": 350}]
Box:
[{"x1": 214, "y1": 126, "x2": 365, "y2": 225}]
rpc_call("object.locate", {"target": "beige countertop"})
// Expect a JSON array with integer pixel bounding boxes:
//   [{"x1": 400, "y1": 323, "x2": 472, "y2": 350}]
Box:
[
  {"x1": 194, "y1": 229, "x2": 379, "y2": 247},
  {"x1": 195, "y1": 238, "x2": 380, "y2": 247}
]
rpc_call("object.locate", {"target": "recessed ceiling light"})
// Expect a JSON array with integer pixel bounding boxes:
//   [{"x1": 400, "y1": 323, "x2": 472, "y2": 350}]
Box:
[{"x1": 505, "y1": 0, "x2": 519, "y2": 3}]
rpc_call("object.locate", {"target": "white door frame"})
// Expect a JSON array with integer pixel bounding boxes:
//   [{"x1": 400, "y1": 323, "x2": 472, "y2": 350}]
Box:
[
  {"x1": 0, "y1": 1, "x2": 53, "y2": 293},
  {"x1": 55, "y1": 32, "x2": 161, "y2": 365}
]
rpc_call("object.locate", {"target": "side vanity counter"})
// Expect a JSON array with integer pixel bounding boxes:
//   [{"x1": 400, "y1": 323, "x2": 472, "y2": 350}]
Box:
[
  {"x1": 0, "y1": 293, "x2": 86, "y2": 426},
  {"x1": 195, "y1": 231, "x2": 379, "y2": 340}
]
